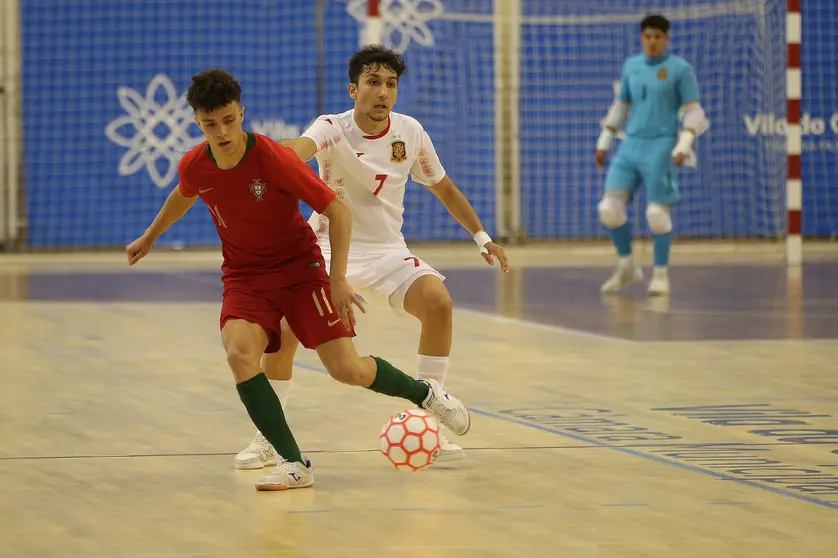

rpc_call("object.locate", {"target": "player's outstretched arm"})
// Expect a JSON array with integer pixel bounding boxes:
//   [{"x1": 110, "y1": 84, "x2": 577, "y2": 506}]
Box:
[
  {"x1": 278, "y1": 137, "x2": 318, "y2": 162},
  {"x1": 430, "y1": 175, "x2": 510, "y2": 272},
  {"x1": 125, "y1": 185, "x2": 197, "y2": 266},
  {"x1": 282, "y1": 116, "x2": 343, "y2": 163}
]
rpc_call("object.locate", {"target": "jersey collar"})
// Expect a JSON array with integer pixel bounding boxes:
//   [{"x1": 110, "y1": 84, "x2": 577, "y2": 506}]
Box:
[
  {"x1": 644, "y1": 52, "x2": 671, "y2": 65},
  {"x1": 360, "y1": 116, "x2": 391, "y2": 140},
  {"x1": 205, "y1": 131, "x2": 256, "y2": 167}
]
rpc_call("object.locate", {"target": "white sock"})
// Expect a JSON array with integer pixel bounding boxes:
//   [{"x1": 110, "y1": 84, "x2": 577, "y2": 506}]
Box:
[
  {"x1": 416, "y1": 355, "x2": 449, "y2": 386},
  {"x1": 653, "y1": 266, "x2": 668, "y2": 277},
  {"x1": 269, "y1": 379, "x2": 293, "y2": 410},
  {"x1": 618, "y1": 255, "x2": 633, "y2": 268}
]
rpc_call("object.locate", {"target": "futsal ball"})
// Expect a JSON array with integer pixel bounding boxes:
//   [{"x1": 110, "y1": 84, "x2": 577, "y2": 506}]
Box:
[{"x1": 379, "y1": 409, "x2": 441, "y2": 472}]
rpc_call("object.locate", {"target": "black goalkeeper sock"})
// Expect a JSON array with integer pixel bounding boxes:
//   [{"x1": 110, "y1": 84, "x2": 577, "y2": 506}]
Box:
[
  {"x1": 367, "y1": 356, "x2": 430, "y2": 406},
  {"x1": 236, "y1": 373, "x2": 304, "y2": 464}
]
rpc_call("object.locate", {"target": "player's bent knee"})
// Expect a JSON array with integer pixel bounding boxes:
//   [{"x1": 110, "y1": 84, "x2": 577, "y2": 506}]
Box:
[
  {"x1": 226, "y1": 345, "x2": 262, "y2": 381},
  {"x1": 226, "y1": 347, "x2": 247, "y2": 370},
  {"x1": 423, "y1": 291, "x2": 454, "y2": 322},
  {"x1": 646, "y1": 203, "x2": 672, "y2": 235},
  {"x1": 597, "y1": 195, "x2": 628, "y2": 229},
  {"x1": 403, "y1": 275, "x2": 452, "y2": 321},
  {"x1": 221, "y1": 319, "x2": 268, "y2": 381}
]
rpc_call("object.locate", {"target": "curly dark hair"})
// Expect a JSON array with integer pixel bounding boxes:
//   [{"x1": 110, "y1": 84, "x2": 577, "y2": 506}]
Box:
[
  {"x1": 186, "y1": 69, "x2": 242, "y2": 112},
  {"x1": 348, "y1": 45, "x2": 407, "y2": 84},
  {"x1": 641, "y1": 14, "x2": 670, "y2": 33}
]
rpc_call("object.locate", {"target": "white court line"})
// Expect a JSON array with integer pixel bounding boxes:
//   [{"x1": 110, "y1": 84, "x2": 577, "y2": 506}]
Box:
[
  {"x1": 151, "y1": 271, "x2": 838, "y2": 345},
  {"x1": 159, "y1": 270, "x2": 630, "y2": 343},
  {"x1": 453, "y1": 308, "x2": 836, "y2": 346},
  {"x1": 661, "y1": 338, "x2": 838, "y2": 346},
  {"x1": 641, "y1": 307, "x2": 838, "y2": 319},
  {"x1": 162, "y1": 270, "x2": 220, "y2": 286},
  {"x1": 455, "y1": 307, "x2": 632, "y2": 343}
]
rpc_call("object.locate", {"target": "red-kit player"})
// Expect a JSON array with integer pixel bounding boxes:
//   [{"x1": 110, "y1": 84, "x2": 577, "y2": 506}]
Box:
[{"x1": 124, "y1": 69, "x2": 471, "y2": 491}]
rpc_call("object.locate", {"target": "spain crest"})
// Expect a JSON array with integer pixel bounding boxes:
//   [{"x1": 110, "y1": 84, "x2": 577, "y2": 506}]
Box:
[
  {"x1": 249, "y1": 178, "x2": 267, "y2": 202},
  {"x1": 390, "y1": 139, "x2": 407, "y2": 163},
  {"x1": 657, "y1": 67, "x2": 668, "y2": 80}
]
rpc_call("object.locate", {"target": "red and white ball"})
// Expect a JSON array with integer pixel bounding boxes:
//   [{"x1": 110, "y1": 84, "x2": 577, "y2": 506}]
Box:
[{"x1": 379, "y1": 409, "x2": 441, "y2": 472}]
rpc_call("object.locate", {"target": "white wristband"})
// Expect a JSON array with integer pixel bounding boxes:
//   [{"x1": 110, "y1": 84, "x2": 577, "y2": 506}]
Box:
[
  {"x1": 596, "y1": 129, "x2": 615, "y2": 152},
  {"x1": 474, "y1": 231, "x2": 491, "y2": 254},
  {"x1": 673, "y1": 130, "x2": 696, "y2": 155},
  {"x1": 473, "y1": 231, "x2": 491, "y2": 247}
]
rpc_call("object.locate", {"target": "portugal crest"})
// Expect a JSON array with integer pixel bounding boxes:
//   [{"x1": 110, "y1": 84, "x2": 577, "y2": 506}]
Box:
[
  {"x1": 390, "y1": 139, "x2": 407, "y2": 163},
  {"x1": 249, "y1": 178, "x2": 267, "y2": 201}
]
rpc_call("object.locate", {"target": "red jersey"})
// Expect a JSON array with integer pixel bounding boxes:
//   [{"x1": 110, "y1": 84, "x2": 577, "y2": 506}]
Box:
[{"x1": 178, "y1": 132, "x2": 336, "y2": 286}]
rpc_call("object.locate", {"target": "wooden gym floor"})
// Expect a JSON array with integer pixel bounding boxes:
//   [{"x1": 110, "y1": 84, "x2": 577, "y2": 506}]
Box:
[{"x1": 0, "y1": 244, "x2": 837, "y2": 557}]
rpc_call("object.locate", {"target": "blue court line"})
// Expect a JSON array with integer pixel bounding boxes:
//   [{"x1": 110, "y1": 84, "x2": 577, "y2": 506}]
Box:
[{"x1": 293, "y1": 361, "x2": 838, "y2": 511}]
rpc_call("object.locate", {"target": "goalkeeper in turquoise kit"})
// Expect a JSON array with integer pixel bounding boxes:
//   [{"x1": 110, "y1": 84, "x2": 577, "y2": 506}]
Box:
[{"x1": 594, "y1": 14, "x2": 709, "y2": 296}]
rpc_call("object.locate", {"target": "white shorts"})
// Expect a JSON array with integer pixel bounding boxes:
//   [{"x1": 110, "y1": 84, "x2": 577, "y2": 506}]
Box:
[{"x1": 319, "y1": 244, "x2": 445, "y2": 317}]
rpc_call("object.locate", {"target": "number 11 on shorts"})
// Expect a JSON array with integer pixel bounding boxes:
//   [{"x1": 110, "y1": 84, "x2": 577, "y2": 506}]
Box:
[{"x1": 311, "y1": 287, "x2": 333, "y2": 317}]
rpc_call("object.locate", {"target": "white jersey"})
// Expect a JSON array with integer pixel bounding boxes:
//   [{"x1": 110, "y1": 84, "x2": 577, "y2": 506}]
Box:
[{"x1": 301, "y1": 109, "x2": 447, "y2": 249}]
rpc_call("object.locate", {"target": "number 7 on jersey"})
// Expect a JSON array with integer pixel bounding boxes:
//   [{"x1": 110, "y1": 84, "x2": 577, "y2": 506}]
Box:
[{"x1": 373, "y1": 174, "x2": 388, "y2": 196}]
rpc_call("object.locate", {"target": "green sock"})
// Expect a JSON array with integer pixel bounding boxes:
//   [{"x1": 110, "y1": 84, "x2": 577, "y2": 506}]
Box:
[
  {"x1": 367, "y1": 357, "x2": 430, "y2": 406},
  {"x1": 236, "y1": 373, "x2": 304, "y2": 464}
]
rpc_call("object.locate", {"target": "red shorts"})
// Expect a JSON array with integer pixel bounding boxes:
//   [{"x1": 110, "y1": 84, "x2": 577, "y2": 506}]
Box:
[{"x1": 220, "y1": 276, "x2": 355, "y2": 353}]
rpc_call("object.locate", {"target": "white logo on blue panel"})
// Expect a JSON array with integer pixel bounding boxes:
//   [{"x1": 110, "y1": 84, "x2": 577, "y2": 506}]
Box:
[
  {"x1": 105, "y1": 74, "x2": 203, "y2": 188},
  {"x1": 343, "y1": 0, "x2": 444, "y2": 54}
]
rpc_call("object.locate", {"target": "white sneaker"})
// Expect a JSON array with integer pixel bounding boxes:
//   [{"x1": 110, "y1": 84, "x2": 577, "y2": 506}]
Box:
[
  {"x1": 419, "y1": 379, "x2": 471, "y2": 436},
  {"x1": 648, "y1": 269, "x2": 670, "y2": 296},
  {"x1": 255, "y1": 457, "x2": 314, "y2": 491},
  {"x1": 234, "y1": 432, "x2": 277, "y2": 470},
  {"x1": 436, "y1": 434, "x2": 466, "y2": 462},
  {"x1": 601, "y1": 262, "x2": 643, "y2": 294}
]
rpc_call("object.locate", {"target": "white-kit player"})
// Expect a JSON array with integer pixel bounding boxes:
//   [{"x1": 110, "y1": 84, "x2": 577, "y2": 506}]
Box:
[{"x1": 233, "y1": 45, "x2": 510, "y2": 468}]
